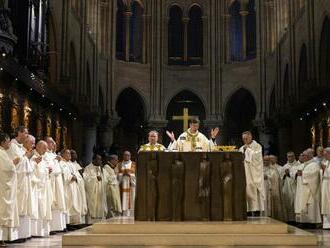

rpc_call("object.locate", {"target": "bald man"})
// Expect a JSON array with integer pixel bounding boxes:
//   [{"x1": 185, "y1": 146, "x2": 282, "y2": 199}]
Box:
[{"x1": 31, "y1": 141, "x2": 53, "y2": 237}]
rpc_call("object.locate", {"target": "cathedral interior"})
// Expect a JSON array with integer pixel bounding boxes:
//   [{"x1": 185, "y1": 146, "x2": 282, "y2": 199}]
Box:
[{"x1": 0, "y1": 0, "x2": 330, "y2": 164}]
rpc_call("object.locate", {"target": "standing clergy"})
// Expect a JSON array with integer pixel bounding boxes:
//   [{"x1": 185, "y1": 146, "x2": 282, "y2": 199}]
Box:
[
  {"x1": 0, "y1": 133, "x2": 20, "y2": 244},
  {"x1": 314, "y1": 146, "x2": 324, "y2": 164},
  {"x1": 321, "y1": 147, "x2": 330, "y2": 229},
  {"x1": 118, "y1": 151, "x2": 136, "y2": 217},
  {"x1": 60, "y1": 149, "x2": 85, "y2": 225},
  {"x1": 295, "y1": 149, "x2": 321, "y2": 226},
  {"x1": 269, "y1": 155, "x2": 283, "y2": 177},
  {"x1": 282, "y1": 151, "x2": 300, "y2": 222},
  {"x1": 104, "y1": 155, "x2": 122, "y2": 217},
  {"x1": 167, "y1": 119, "x2": 219, "y2": 152},
  {"x1": 70, "y1": 150, "x2": 87, "y2": 223},
  {"x1": 263, "y1": 155, "x2": 285, "y2": 221},
  {"x1": 44, "y1": 137, "x2": 66, "y2": 232},
  {"x1": 139, "y1": 131, "x2": 166, "y2": 152},
  {"x1": 239, "y1": 131, "x2": 265, "y2": 216},
  {"x1": 6, "y1": 126, "x2": 33, "y2": 240},
  {"x1": 83, "y1": 153, "x2": 108, "y2": 223},
  {"x1": 31, "y1": 141, "x2": 53, "y2": 237}
]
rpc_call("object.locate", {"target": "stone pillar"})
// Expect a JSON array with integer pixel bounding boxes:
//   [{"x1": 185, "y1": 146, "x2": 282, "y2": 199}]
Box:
[
  {"x1": 224, "y1": 14, "x2": 231, "y2": 63},
  {"x1": 123, "y1": 11, "x2": 132, "y2": 62},
  {"x1": 202, "y1": 15, "x2": 208, "y2": 65},
  {"x1": 98, "y1": 117, "x2": 119, "y2": 150},
  {"x1": 239, "y1": 10, "x2": 248, "y2": 61},
  {"x1": 82, "y1": 116, "x2": 99, "y2": 165},
  {"x1": 142, "y1": 14, "x2": 149, "y2": 64},
  {"x1": 183, "y1": 17, "x2": 189, "y2": 63}
]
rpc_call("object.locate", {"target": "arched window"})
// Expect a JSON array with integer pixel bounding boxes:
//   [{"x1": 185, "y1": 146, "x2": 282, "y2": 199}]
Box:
[
  {"x1": 116, "y1": 0, "x2": 124, "y2": 60},
  {"x1": 130, "y1": 1, "x2": 144, "y2": 62},
  {"x1": 246, "y1": 0, "x2": 256, "y2": 59},
  {"x1": 168, "y1": 5, "x2": 184, "y2": 65},
  {"x1": 229, "y1": 0, "x2": 242, "y2": 61},
  {"x1": 188, "y1": 5, "x2": 203, "y2": 65}
]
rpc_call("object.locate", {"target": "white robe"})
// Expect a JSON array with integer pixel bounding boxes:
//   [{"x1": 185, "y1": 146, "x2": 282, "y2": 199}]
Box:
[
  {"x1": 239, "y1": 140, "x2": 265, "y2": 212},
  {"x1": 321, "y1": 159, "x2": 330, "y2": 228},
  {"x1": 118, "y1": 160, "x2": 136, "y2": 216},
  {"x1": 45, "y1": 152, "x2": 66, "y2": 232},
  {"x1": 83, "y1": 164, "x2": 107, "y2": 223},
  {"x1": 104, "y1": 164, "x2": 122, "y2": 215},
  {"x1": 71, "y1": 161, "x2": 87, "y2": 223},
  {"x1": 31, "y1": 153, "x2": 53, "y2": 236},
  {"x1": 168, "y1": 129, "x2": 216, "y2": 152},
  {"x1": 6, "y1": 139, "x2": 34, "y2": 239},
  {"x1": 61, "y1": 160, "x2": 87, "y2": 224},
  {"x1": 295, "y1": 159, "x2": 321, "y2": 224},
  {"x1": 0, "y1": 148, "x2": 19, "y2": 241},
  {"x1": 282, "y1": 160, "x2": 300, "y2": 222}
]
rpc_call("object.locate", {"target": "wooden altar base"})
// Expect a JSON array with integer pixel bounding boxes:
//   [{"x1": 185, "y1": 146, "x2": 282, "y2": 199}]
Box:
[{"x1": 63, "y1": 217, "x2": 317, "y2": 247}]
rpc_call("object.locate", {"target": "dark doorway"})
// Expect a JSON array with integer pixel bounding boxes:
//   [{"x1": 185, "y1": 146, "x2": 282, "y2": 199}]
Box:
[
  {"x1": 224, "y1": 88, "x2": 257, "y2": 146},
  {"x1": 113, "y1": 88, "x2": 146, "y2": 154}
]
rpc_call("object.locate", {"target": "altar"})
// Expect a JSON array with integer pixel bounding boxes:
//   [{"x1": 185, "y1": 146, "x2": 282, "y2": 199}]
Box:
[{"x1": 135, "y1": 151, "x2": 247, "y2": 221}]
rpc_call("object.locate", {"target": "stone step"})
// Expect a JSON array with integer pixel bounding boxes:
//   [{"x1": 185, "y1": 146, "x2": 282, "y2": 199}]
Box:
[
  {"x1": 63, "y1": 226, "x2": 318, "y2": 247},
  {"x1": 91, "y1": 219, "x2": 288, "y2": 234}
]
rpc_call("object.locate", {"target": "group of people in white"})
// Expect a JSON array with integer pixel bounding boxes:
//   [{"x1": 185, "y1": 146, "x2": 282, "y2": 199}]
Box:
[
  {"x1": 0, "y1": 126, "x2": 136, "y2": 246},
  {"x1": 240, "y1": 131, "x2": 330, "y2": 229}
]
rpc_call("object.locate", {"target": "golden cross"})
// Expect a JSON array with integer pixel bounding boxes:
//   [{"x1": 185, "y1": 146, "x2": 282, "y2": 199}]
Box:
[{"x1": 172, "y1": 108, "x2": 198, "y2": 131}]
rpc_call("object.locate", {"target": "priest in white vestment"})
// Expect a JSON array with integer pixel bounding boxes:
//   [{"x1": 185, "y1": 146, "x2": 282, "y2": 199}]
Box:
[
  {"x1": 263, "y1": 156, "x2": 285, "y2": 221},
  {"x1": 295, "y1": 149, "x2": 321, "y2": 225},
  {"x1": 167, "y1": 118, "x2": 219, "y2": 152},
  {"x1": 60, "y1": 149, "x2": 85, "y2": 225},
  {"x1": 269, "y1": 155, "x2": 283, "y2": 177},
  {"x1": 314, "y1": 146, "x2": 324, "y2": 164},
  {"x1": 104, "y1": 155, "x2": 122, "y2": 217},
  {"x1": 0, "y1": 133, "x2": 20, "y2": 243},
  {"x1": 239, "y1": 131, "x2": 265, "y2": 215},
  {"x1": 31, "y1": 141, "x2": 53, "y2": 237},
  {"x1": 70, "y1": 150, "x2": 87, "y2": 223},
  {"x1": 139, "y1": 130, "x2": 166, "y2": 152},
  {"x1": 321, "y1": 148, "x2": 330, "y2": 229},
  {"x1": 6, "y1": 127, "x2": 33, "y2": 240},
  {"x1": 83, "y1": 154, "x2": 108, "y2": 223},
  {"x1": 118, "y1": 151, "x2": 136, "y2": 217},
  {"x1": 282, "y1": 151, "x2": 300, "y2": 222},
  {"x1": 44, "y1": 137, "x2": 66, "y2": 232}
]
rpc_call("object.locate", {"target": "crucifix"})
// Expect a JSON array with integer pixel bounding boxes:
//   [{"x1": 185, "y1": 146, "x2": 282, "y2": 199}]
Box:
[{"x1": 172, "y1": 108, "x2": 198, "y2": 131}]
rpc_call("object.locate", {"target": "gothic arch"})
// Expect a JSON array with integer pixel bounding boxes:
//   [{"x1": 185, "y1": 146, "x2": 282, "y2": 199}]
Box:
[
  {"x1": 130, "y1": 1, "x2": 144, "y2": 62},
  {"x1": 116, "y1": 0, "x2": 125, "y2": 60},
  {"x1": 224, "y1": 88, "x2": 257, "y2": 145},
  {"x1": 187, "y1": 4, "x2": 203, "y2": 65},
  {"x1": 168, "y1": 5, "x2": 184, "y2": 64}
]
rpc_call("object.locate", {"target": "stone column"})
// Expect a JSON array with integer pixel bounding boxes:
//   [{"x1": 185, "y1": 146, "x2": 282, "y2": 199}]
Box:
[
  {"x1": 82, "y1": 115, "x2": 99, "y2": 165},
  {"x1": 142, "y1": 14, "x2": 149, "y2": 64},
  {"x1": 98, "y1": 117, "x2": 119, "y2": 150},
  {"x1": 123, "y1": 11, "x2": 132, "y2": 61},
  {"x1": 202, "y1": 15, "x2": 208, "y2": 65},
  {"x1": 239, "y1": 10, "x2": 248, "y2": 61},
  {"x1": 223, "y1": 14, "x2": 231, "y2": 63},
  {"x1": 183, "y1": 17, "x2": 189, "y2": 63}
]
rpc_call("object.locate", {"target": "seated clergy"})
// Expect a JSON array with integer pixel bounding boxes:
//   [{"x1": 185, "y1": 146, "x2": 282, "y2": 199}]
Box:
[
  {"x1": 139, "y1": 130, "x2": 166, "y2": 152},
  {"x1": 167, "y1": 118, "x2": 219, "y2": 152}
]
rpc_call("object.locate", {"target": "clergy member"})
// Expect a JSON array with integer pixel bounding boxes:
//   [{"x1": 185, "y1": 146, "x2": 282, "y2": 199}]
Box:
[
  {"x1": 6, "y1": 126, "x2": 33, "y2": 240},
  {"x1": 70, "y1": 150, "x2": 87, "y2": 223},
  {"x1": 31, "y1": 141, "x2": 53, "y2": 237},
  {"x1": 314, "y1": 146, "x2": 324, "y2": 164},
  {"x1": 269, "y1": 155, "x2": 283, "y2": 177},
  {"x1": 321, "y1": 147, "x2": 330, "y2": 229},
  {"x1": 60, "y1": 149, "x2": 85, "y2": 225},
  {"x1": 104, "y1": 155, "x2": 122, "y2": 217},
  {"x1": 0, "y1": 133, "x2": 20, "y2": 244},
  {"x1": 263, "y1": 155, "x2": 285, "y2": 221},
  {"x1": 83, "y1": 153, "x2": 108, "y2": 223},
  {"x1": 139, "y1": 130, "x2": 166, "y2": 152},
  {"x1": 118, "y1": 151, "x2": 136, "y2": 217},
  {"x1": 167, "y1": 118, "x2": 219, "y2": 152},
  {"x1": 295, "y1": 149, "x2": 321, "y2": 226},
  {"x1": 282, "y1": 151, "x2": 300, "y2": 223},
  {"x1": 239, "y1": 131, "x2": 265, "y2": 216},
  {"x1": 44, "y1": 137, "x2": 66, "y2": 232}
]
